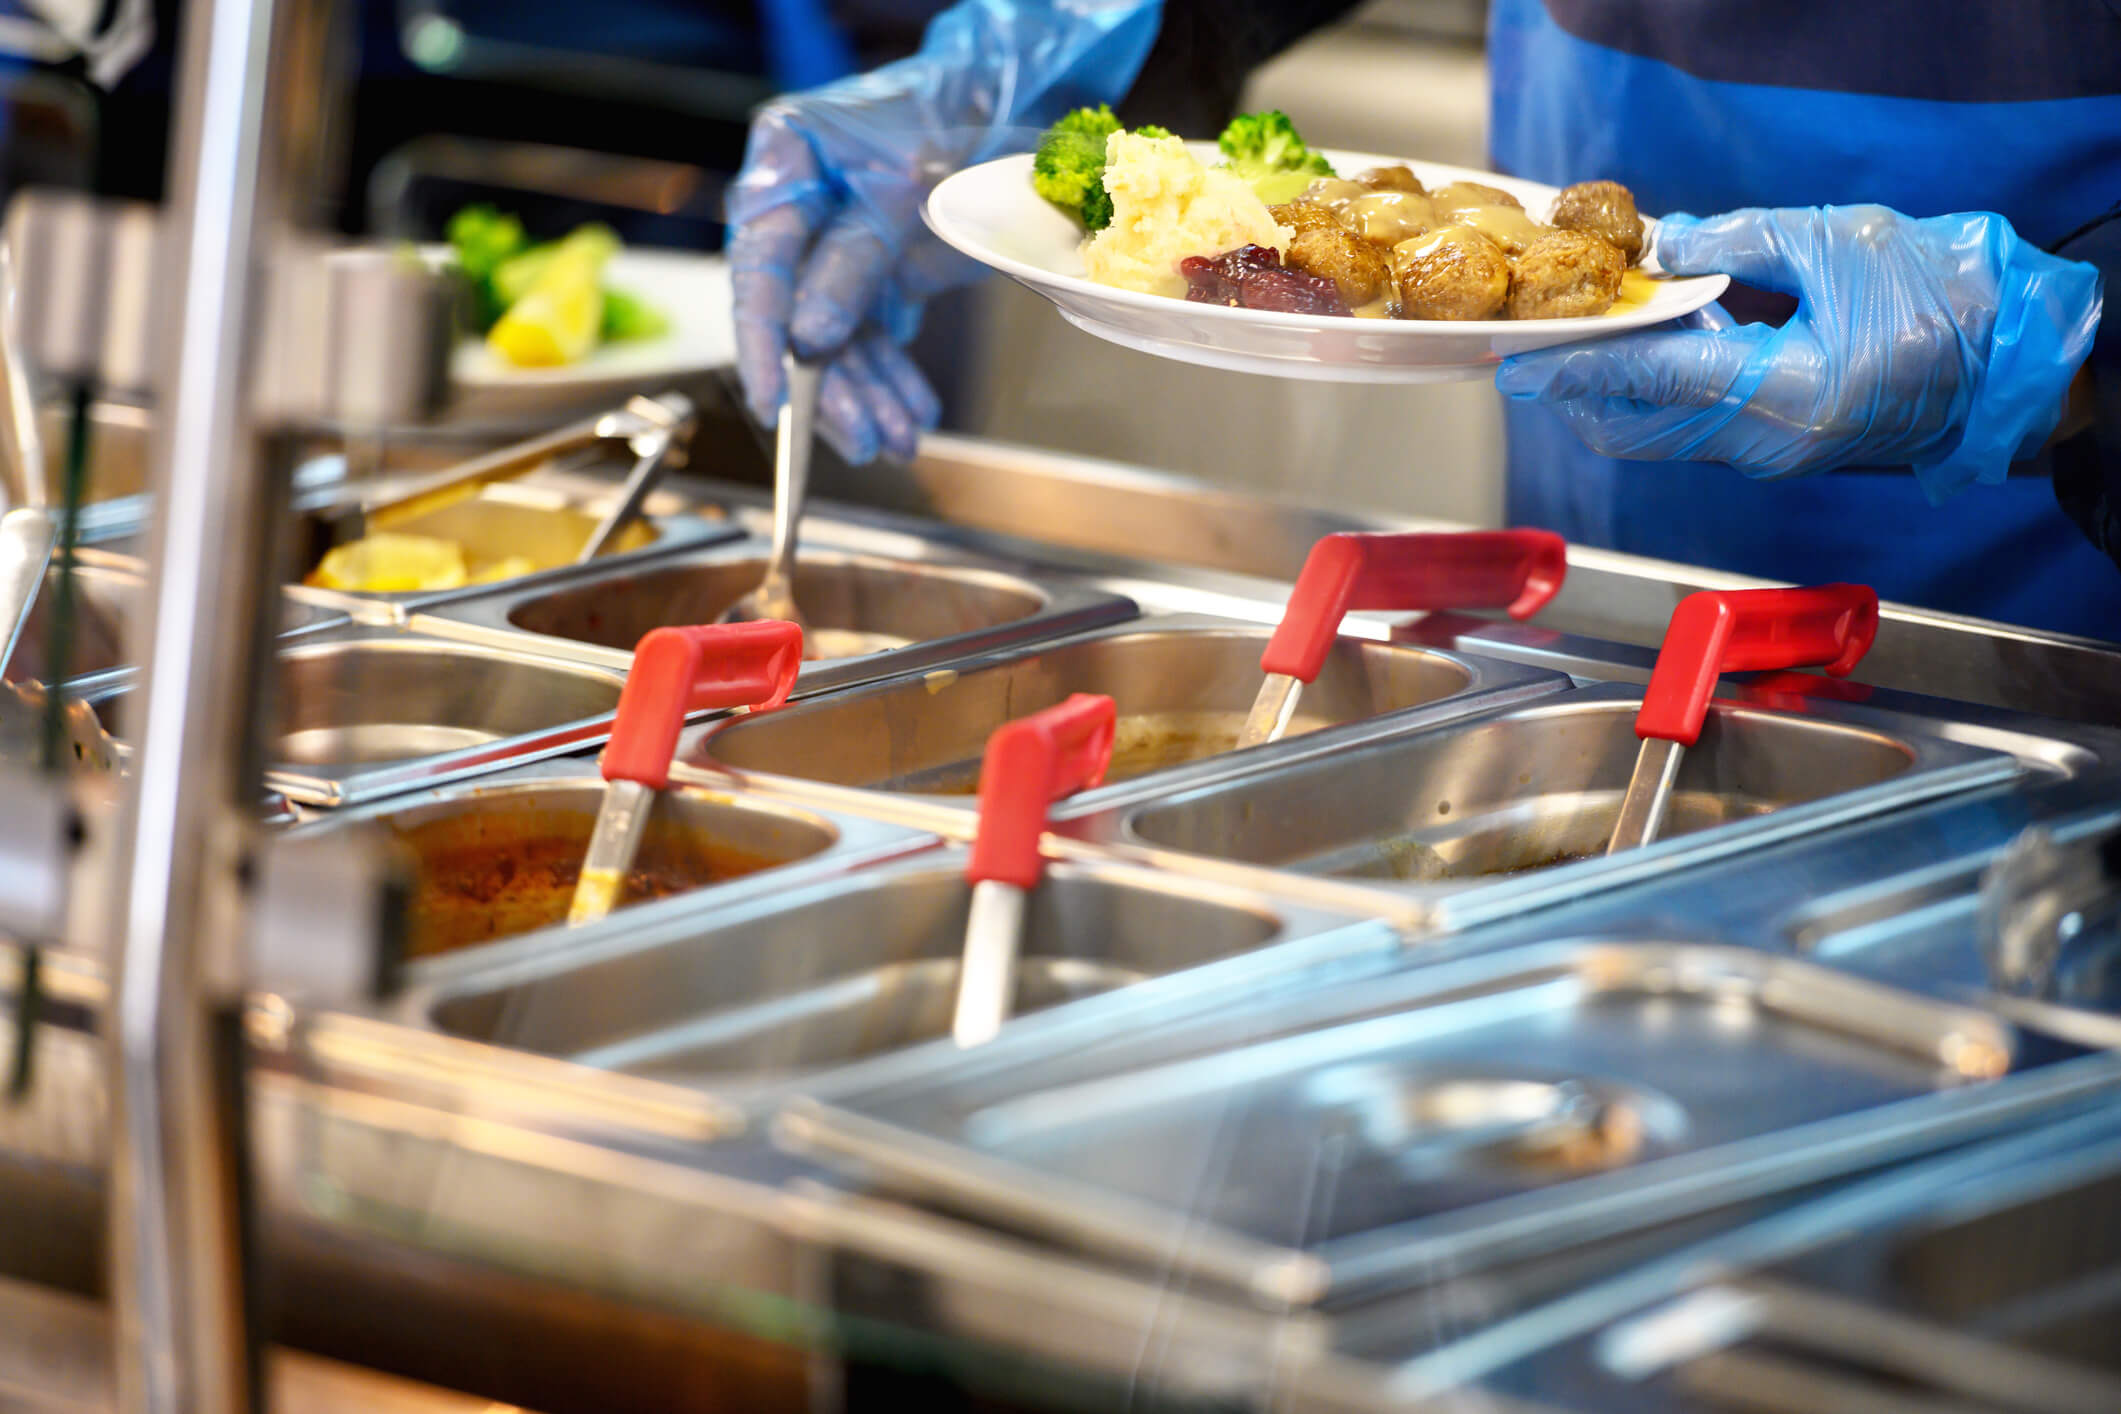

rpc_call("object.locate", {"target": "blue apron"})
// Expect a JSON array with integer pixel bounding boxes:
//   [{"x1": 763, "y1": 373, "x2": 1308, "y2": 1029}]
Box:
[{"x1": 1487, "y1": 0, "x2": 2121, "y2": 639}]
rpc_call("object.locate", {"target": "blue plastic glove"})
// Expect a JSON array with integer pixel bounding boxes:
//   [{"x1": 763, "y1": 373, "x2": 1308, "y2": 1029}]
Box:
[
  {"x1": 1495, "y1": 206, "x2": 2104, "y2": 501},
  {"x1": 727, "y1": 0, "x2": 1163, "y2": 463}
]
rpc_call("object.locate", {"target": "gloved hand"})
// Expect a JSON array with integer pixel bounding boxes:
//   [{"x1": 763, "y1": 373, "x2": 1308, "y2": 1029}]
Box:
[
  {"x1": 727, "y1": 0, "x2": 1163, "y2": 463},
  {"x1": 1495, "y1": 206, "x2": 2103, "y2": 500}
]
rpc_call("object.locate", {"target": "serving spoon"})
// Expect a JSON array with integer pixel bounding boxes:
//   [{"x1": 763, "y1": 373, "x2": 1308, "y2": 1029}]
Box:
[{"x1": 720, "y1": 352, "x2": 820, "y2": 631}]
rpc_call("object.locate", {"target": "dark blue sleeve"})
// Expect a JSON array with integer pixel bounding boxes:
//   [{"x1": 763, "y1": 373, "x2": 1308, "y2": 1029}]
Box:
[{"x1": 2048, "y1": 206, "x2": 2121, "y2": 565}]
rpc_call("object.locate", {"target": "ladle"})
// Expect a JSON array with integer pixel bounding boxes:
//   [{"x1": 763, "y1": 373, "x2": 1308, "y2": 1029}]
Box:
[
  {"x1": 1607, "y1": 584, "x2": 1878, "y2": 854},
  {"x1": 1237, "y1": 530, "x2": 1565, "y2": 748},
  {"x1": 951, "y1": 694, "x2": 1116, "y2": 1048},
  {"x1": 566, "y1": 620, "x2": 802, "y2": 925}
]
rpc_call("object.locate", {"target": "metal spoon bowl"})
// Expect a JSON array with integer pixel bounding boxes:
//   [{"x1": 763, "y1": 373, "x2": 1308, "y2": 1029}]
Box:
[{"x1": 719, "y1": 354, "x2": 821, "y2": 631}]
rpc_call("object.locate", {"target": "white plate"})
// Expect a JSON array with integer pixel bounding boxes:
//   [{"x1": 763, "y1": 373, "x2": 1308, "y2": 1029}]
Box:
[
  {"x1": 432, "y1": 247, "x2": 734, "y2": 422},
  {"x1": 924, "y1": 146, "x2": 1728, "y2": 383}
]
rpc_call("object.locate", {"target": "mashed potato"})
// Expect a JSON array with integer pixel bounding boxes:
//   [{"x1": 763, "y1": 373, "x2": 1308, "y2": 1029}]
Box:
[{"x1": 1084, "y1": 133, "x2": 1292, "y2": 298}]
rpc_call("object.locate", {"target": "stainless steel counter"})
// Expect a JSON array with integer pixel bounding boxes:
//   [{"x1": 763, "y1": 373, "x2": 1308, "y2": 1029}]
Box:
[{"x1": 6, "y1": 428, "x2": 2121, "y2": 1414}]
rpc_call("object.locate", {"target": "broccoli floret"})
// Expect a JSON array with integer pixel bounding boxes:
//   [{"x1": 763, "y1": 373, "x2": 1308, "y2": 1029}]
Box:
[
  {"x1": 1080, "y1": 183, "x2": 1114, "y2": 232},
  {"x1": 447, "y1": 204, "x2": 529, "y2": 331},
  {"x1": 1217, "y1": 110, "x2": 1335, "y2": 204},
  {"x1": 601, "y1": 287, "x2": 670, "y2": 343},
  {"x1": 1217, "y1": 109, "x2": 1333, "y2": 174},
  {"x1": 1032, "y1": 105, "x2": 1123, "y2": 227},
  {"x1": 1031, "y1": 108, "x2": 1188, "y2": 231}
]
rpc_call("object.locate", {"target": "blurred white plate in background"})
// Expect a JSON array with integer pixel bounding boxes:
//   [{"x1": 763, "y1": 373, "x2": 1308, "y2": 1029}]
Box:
[{"x1": 448, "y1": 247, "x2": 733, "y2": 394}]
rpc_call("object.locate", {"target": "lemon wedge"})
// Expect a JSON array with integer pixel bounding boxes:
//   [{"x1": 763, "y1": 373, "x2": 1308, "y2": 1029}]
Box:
[
  {"x1": 486, "y1": 229, "x2": 612, "y2": 367},
  {"x1": 310, "y1": 534, "x2": 470, "y2": 593}
]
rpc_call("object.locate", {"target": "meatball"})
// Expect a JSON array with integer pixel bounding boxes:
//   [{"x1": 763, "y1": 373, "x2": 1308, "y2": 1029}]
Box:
[
  {"x1": 1299, "y1": 177, "x2": 1369, "y2": 210},
  {"x1": 1391, "y1": 227, "x2": 1510, "y2": 321},
  {"x1": 1356, "y1": 165, "x2": 1425, "y2": 195},
  {"x1": 1427, "y1": 180, "x2": 1523, "y2": 213},
  {"x1": 1342, "y1": 191, "x2": 1437, "y2": 245},
  {"x1": 1269, "y1": 201, "x2": 1346, "y2": 235},
  {"x1": 1446, "y1": 204, "x2": 1546, "y2": 257},
  {"x1": 1550, "y1": 180, "x2": 1645, "y2": 266},
  {"x1": 1506, "y1": 230, "x2": 1626, "y2": 319},
  {"x1": 1285, "y1": 224, "x2": 1392, "y2": 307}
]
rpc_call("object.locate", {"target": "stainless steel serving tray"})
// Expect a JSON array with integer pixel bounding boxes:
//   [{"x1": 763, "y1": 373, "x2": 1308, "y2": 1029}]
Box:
[
  {"x1": 1412, "y1": 774, "x2": 2121, "y2": 1037},
  {"x1": 287, "y1": 478, "x2": 739, "y2": 622},
  {"x1": 407, "y1": 517, "x2": 1137, "y2": 694},
  {"x1": 1055, "y1": 680, "x2": 2093, "y2": 924},
  {"x1": 80, "y1": 625, "x2": 637, "y2": 807},
  {"x1": 1, "y1": 941, "x2": 1329, "y2": 1413},
  {"x1": 681, "y1": 614, "x2": 1566, "y2": 832},
  {"x1": 780, "y1": 941, "x2": 2111, "y2": 1311},
  {"x1": 6, "y1": 546, "x2": 347, "y2": 692},
  {"x1": 805, "y1": 432, "x2": 2121, "y2": 728},
  {"x1": 1787, "y1": 802, "x2": 2121, "y2": 1006},
  {"x1": 88, "y1": 459, "x2": 742, "y2": 626},
  {"x1": 1414, "y1": 1100, "x2": 2121, "y2": 1414},
  {"x1": 289, "y1": 762, "x2": 936, "y2": 972},
  {"x1": 387, "y1": 849, "x2": 1402, "y2": 1102}
]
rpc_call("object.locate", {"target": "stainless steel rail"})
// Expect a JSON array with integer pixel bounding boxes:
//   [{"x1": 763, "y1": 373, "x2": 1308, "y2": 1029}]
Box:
[{"x1": 812, "y1": 434, "x2": 2121, "y2": 726}]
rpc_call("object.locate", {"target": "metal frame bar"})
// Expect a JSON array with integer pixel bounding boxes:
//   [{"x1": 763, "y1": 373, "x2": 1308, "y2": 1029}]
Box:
[{"x1": 106, "y1": 0, "x2": 344, "y2": 1408}]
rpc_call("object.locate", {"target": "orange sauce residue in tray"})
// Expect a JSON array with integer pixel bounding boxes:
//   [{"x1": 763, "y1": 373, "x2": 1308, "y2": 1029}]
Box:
[{"x1": 392, "y1": 808, "x2": 781, "y2": 958}]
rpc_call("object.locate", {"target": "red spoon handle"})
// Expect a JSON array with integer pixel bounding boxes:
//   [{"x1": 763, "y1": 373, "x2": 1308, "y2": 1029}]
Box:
[
  {"x1": 602, "y1": 621, "x2": 803, "y2": 788},
  {"x1": 967, "y1": 694, "x2": 1118, "y2": 890},
  {"x1": 1259, "y1": 529, "x2": 1567, "y2": 683},
  {"x1": 1636, "y1": 584, "x2": 1879, "y2": 747}
]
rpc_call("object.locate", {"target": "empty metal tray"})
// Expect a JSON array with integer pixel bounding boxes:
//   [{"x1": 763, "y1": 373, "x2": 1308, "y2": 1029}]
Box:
[
  {"x1": 1789, "y1": 808, "x2": 2121, "y2": 1016},
  {"x1": 81, "y1": 628, "x2": 633, "y2": 807},
  {"x1": 1063, "y1": 681, "x2": 2041, "y2": 918},
  {"x1": 400, "y1": 852, "x2": 1399, "y2": 1090},
  {"x1": 1452, "y1": 1098, "x2": 2121, "y2": 1414},
  {"x1": 296, "y1": 771, "x2": 928, "y2": 965},
  {"x1": 410, "y1": 533, "x2": 1136, "y2": 692},
  {"x1": 688, "y1": 616, "x2": 1564, "y2": 823},
  {"x1": 782, "y1": 941, "x2": 2100, "y2": 1309}
]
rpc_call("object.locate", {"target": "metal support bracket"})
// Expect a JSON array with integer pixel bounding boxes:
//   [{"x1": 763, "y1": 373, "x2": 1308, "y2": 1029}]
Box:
[{"x1": 4, "y1": 189, "x2": 457, "y2": 427}]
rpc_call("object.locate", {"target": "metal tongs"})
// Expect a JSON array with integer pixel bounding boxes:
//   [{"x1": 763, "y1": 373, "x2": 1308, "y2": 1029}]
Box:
[
  {"x1": 1237, "y1": 530, "x2": 1568, "y2": 748},
  {"x1": 345, "y1": 389, "x2": 697, "y2": 562},
  {"x1": 1606, "y1": 584, "x2": 1879, "y2": 855},
  {"x1": 566, "y1": 620, "x2": 803, "y2": 926},
  {"x1": 0, "y1": 508, "x2": 115, "y2": 775},
  {"x1": 0, "y1": 243, "x2": 116, "y2": 778},
  {"x1": 952, "y1": 693, "x2": 1117, "y2": 1048}
]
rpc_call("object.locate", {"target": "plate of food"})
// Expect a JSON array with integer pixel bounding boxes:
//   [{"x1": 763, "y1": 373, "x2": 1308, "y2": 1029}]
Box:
[
  {"x1": 925, "y1": 109, "x2": 1728, "y2": 382},
  {"x1": 436, "y1": 206, "x2": 733, "y2": 413}
]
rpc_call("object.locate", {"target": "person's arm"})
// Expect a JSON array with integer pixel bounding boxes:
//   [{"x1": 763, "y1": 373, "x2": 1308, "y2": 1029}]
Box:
[
  {"x1": 726, "y1": 0, "x2": 1367, "y2": 465},
  {"x1": 726, "y1": 0, "x2": 1166, "y2": 464}
]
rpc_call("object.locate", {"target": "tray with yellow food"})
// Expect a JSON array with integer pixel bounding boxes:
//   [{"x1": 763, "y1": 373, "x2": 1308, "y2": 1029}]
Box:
[{"x1": 295, "y1": 481, "x2": 736, "y2": 605}]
